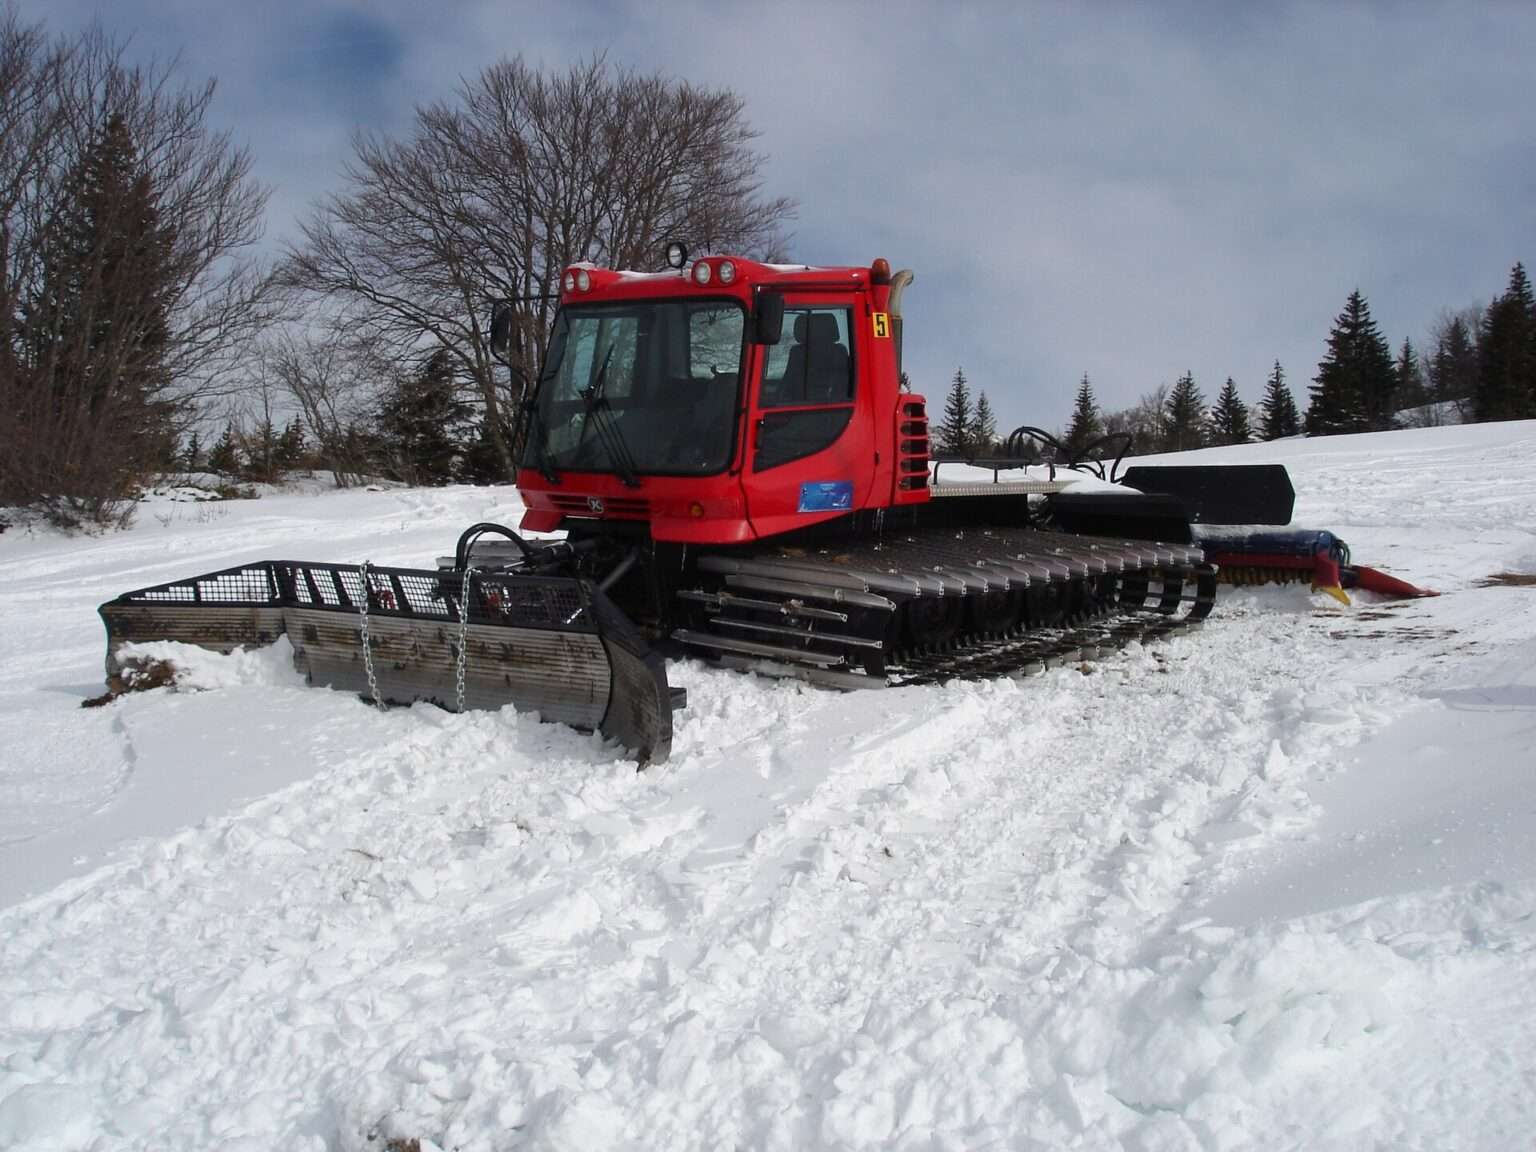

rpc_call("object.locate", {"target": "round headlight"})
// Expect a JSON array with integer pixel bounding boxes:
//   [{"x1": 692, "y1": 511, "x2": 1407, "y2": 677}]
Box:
[
  {"x1": 563, "y1": 272, "x2": 576, "y2": 292},
  {"x1": 693, "y1": 261, "x2": 712, "y2": 285},
  {"x1": 576, "y1": 269, "x2": 591, "y2": 292},
  {"x1": 717, "y1": 260, "x2": 736, "y2": 285},
  {"x1": 665, "y1": 240, "x2": 689, "y2": 269}
]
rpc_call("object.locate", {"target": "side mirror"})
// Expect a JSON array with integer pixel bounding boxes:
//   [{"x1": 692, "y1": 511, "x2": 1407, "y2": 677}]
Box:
[
  {"x1": 489, "y1": 302, "x2": 513, "y2": 362},
  {"x1": 754, "y1": 291, "x2": 784, "y2": 345}
]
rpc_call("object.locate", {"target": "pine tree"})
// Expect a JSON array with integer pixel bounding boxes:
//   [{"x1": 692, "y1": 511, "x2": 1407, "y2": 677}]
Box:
[
  {"x1": 936, "y1": 367, "x2": 974, "y2": 456},
  {"x1": 1208, "y1": 377, "x2": 1252, "y2": 445},
  {"x1": 1306, "y1": 290, "x2": 1397, "y2": 435},
  {"x1": 246, "y1": 419, "x2": 278, "y2": 482},
  {"x1": 1259, "y1": 361, "x2": 1300, "y2": 440},
  {"x1": 1474, "y1": 263, "x2": 1536, "y2": 422},
  {"x1": 207, "y1": 423, "x2": 241, "y2": 475},
  {"x1": 1163, "y1": 372, "x2": 1206, "y2": 452},
  {"x1": 184, "y1": 431, "x2": 202, "y2": 472},
  {"x1": 461, "y1": 415, "x2": 517, "y2": 483},
  {"x1": 973, "y1": 390, "x2": 999, "y2": 455},
  {"x1": 1394, "y1": 339, "x2": 1427, "y2": 412},
  {"x1": 376, "y1": 348, "x2": 473, "y2": 483},
  {"x1": 1428, "y1": 313, "x2": 1479, "y2": 408},
  {"x1": 19, "y1": 112, "x2": 178, "y2": 508},
  {"x1": 275, "y1": 419, "x2": 307, "y2": 470},
  {"x1": 1064, "y1": 374, "x2": 1103, "y2": 458}
]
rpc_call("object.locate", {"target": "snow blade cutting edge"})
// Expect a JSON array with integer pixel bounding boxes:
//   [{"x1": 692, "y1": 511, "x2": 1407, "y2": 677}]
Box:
[{"x1": 96, "y1": 560, "x2": 677, "y2": 764}]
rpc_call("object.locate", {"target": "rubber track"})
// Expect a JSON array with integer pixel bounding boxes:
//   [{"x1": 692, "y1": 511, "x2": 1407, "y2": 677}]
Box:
[{"x1": 675, "y1": 526, "x2": 1218, "y2": 687}]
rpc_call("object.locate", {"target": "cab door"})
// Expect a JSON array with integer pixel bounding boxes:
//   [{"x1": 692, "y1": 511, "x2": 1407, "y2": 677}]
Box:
[{"x1": 743, "y1": 296, "x2": 875, "y2": 538}]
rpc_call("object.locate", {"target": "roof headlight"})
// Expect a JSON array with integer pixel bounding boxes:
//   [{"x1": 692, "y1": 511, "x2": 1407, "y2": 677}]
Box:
[
  {"x1": 717, "y1": 260, "x2": 736, "y2": 285},
  {"x1": 563, "y1": 271, "x2": 576, "y2": 292},
  {"x1": 576, "y1": 268, "x2": 591, "y2": 292},
  {"x1": 693, "y1": 261, "x2": 712, "y2": 286}
]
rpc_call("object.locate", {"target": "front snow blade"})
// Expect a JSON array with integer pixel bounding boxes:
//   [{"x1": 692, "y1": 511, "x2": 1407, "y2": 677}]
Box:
[{"x1": 98, "y1": 560, "x2": 676, "y2": 764}]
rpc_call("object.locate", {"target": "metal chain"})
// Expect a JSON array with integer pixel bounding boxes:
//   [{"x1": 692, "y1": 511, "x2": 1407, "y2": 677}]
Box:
[
  {"x1": 357, "y1": 560, "x2": 385, "y2": 711},
  {"x1": 455, "y1": 566, "x2": 475, "y2": 713}
]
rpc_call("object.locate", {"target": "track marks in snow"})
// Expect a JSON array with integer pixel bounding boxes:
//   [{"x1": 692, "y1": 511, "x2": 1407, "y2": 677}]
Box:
[
  {"x1": 0, "y1": 594, "x2": 1430, "y2": 1151},
  {"x1": 8, "y1": 429, "x2": 1536, "y2": 1149}
]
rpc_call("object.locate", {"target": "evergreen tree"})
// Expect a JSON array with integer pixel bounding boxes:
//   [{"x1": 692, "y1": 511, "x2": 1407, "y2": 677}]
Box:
[
  {"x1": 1394, "y1": 338, "x2": 1428, "y2": 412},
  {"x1": 936, "y1": 367, "x2": 974, "y2": 456},
  {"x1": 1063, "y1": 374, "x2": 1103, "y2": 458},
  {"x1": 461, "y1": 415, "x2": 517, "y2": 483},
  {"x1": 1208, "y1": 377, "x2": 1252, "y2": 445},
  {"x1": 19, "y1": 112, "x2": 179, "y2": 505},
  {"x1": 1306, "y1": 290, "x2": 1396, "y2": 435},
  {"x1": 246, "y1": 419, "x2": 278, "y2": 482},
  {"x1": 184, "y1": 431, "x2": 202, "y2": 472},
  {"x1": 1474, "y1": 263, "x2": 1536, "y2": 422},
  {"x1": 376, "y1": 348, "x2": 473, "y2": 483},
  {"x1": 972, "y1": 390, "x2": 999, "y2": 455},
  {"x1": 207, "y1": 423, "x2": 241, "y2": 475},
  {"x1": 275, "y1": 419, "x2": 307, "y2": 470},
  {"x1": 1428, "y1": 313, "x2": 1479, "y2": 408},
  {"x1": 1163, "y1": 372, "x2": 1206, "y2": 452},
  {"x1": 1259, "y1": 361, "x2": 1300, "y2": 440}
]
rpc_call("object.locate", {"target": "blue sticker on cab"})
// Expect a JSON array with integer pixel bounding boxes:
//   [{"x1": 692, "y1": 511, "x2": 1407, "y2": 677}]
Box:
[{"x1": 798, "y1": 481, "x2": 853, "y2": 512}]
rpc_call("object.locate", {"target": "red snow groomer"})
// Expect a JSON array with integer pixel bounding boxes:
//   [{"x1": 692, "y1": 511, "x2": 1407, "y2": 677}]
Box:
[{"x1": 96, "y1": 248, "x2": 1430, "y2": 764}]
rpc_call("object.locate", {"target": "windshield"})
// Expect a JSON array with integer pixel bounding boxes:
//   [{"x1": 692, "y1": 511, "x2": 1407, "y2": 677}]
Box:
[{"x1": 524, "y1": 300, "x2": 746, "y2": 476}]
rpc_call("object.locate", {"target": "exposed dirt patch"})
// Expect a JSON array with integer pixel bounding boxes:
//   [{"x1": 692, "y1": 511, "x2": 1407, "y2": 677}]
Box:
[
  {"x1": 1328, "y1": 627, "x2": 1457, "y2": 642},
  {"x1": 1477, "y1": 571, "x2": 1536, "y2": 588},
  {"x1": 81, "y1": 656, "x2": 180, "y2": 708}
]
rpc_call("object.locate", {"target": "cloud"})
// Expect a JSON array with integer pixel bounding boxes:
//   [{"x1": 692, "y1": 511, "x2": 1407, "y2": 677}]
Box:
[
  {"x1": 18, "y1": 0, "x2": 1536, "y2": 428},
  {"x1": 274, "y1": 9, "x2": 405, "y2": 121}
]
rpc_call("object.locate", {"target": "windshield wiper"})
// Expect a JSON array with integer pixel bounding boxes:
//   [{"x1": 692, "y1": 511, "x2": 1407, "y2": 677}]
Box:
[{"x1": 578, "y1": 345, "x2": 641, "y2": 488}]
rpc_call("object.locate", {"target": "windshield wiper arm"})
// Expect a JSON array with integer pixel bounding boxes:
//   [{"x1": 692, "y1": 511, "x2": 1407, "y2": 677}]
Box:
[{"x1": 579, "y1": 345, "x2": 641, "y2": 488}]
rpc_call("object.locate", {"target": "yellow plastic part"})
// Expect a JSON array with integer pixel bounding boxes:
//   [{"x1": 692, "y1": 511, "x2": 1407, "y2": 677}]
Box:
[{"x1": 1316, "y1": 583, "x2": 1352, "y2": 606}]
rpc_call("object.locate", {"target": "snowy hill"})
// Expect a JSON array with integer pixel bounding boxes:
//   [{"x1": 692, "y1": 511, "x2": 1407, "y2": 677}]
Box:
[{"x1": 2, "y1": 423, "x2": 1535, "y2": 1150}]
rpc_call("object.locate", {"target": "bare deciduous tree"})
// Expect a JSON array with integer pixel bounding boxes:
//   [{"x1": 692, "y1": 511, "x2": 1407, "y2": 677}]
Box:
[
  {"x1": 263, "y1": 326, "x2": 383, "y2": 489},
  {"x1": 1103, "y1": 384, "x2": 1170, "y2": 454},
  {"x1": 282, "y1": 55, "x2": 795, "y2": 476}
]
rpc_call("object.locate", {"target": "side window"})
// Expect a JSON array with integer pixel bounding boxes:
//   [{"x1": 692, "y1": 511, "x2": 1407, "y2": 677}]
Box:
[
  {"x1": 760, "y1": 308, "x2": 853, "y2": 408},
  {"x1": 755, "y1": 305, "x2": 856, "y2": 470}
]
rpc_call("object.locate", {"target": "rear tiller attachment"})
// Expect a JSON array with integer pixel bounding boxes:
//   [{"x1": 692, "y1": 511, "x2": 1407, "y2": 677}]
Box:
[
  {"x1": 97, "y1": 559, "x2": 679, "y2": 764},
  {"x1": 1195, "y1": 528, "x2": 1439, "y2": 604}
]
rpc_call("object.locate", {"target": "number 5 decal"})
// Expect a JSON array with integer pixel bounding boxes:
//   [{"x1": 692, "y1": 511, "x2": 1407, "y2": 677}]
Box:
[{"x1": 871, "y1": 311, "x2": 890, "y2": 339}]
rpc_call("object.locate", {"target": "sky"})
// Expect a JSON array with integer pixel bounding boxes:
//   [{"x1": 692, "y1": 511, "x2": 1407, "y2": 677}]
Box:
[{"x1": 22, "y1": 0, "x2": 1536, "y2": 430}]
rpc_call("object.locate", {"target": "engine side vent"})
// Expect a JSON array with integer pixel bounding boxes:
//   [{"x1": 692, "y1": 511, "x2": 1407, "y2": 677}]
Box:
[{"x1": 894, "y1": 396, "x2": 930, "y2": 502}]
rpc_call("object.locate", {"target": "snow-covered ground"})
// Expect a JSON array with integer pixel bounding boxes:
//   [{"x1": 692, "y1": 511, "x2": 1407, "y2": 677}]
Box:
[{"x1": 2, "y1": 423, "x2": 1534, "y2": 1151}]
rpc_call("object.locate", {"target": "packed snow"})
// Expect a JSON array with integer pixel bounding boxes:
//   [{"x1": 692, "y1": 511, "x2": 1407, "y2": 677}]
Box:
[{"x1": 2, "y1": 422, "x2": 1535, "y2": 1151}]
